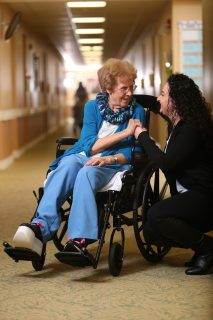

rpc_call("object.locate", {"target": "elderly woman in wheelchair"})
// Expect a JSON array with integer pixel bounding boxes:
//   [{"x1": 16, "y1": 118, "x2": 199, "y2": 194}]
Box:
[{"x1": 4, "y1": 58, "x2": 154, "y2": 275}]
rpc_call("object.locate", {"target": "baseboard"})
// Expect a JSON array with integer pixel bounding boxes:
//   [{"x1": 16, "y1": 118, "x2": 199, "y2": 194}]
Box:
[
  {"x1": 0, "y1": 154, "x2": 14, "y2": 170},
  {"x1": 0, "y1": 126, "x2": 58, "y2": 170}
]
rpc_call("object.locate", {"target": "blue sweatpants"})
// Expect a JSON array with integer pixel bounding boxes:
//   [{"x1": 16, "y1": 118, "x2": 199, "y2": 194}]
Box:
[{"x1": 32, "y1": 154, "x2": 120, "y2": 242}]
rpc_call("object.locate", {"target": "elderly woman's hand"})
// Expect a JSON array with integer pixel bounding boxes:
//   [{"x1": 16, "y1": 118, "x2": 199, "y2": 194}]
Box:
[
  {"x1": 126, "y1": 119, "x2": 141, "y2": 136},
  {"x1": 85, "y1": 156, "x2": 115, "y2": 167}
]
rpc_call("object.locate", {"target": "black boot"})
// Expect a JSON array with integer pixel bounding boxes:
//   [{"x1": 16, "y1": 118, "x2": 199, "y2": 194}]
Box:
[
  {"x1": 184, "y1": 253, "x2": 198, "y2": 267},
  {"x1": 185, "y1": 235, "x2": 213, "y2": 275}
]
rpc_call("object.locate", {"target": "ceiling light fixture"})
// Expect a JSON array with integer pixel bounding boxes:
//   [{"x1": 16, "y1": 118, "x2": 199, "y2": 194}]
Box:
[
  {"x1": 72, "y1": 17, "x2": 105, "y2": 23},
  {"x1": 80, "y1": 46, "x2": 92, "y2": 52},
  {"x1": 84, "y1": 58, "x2": 102, "y2": 64},
  {"x1": 80, "y1": 45, "x2": 103, "y2": 52},
  {"x1": 67, "y1": 1, "x2": 106, "y2": 8},
  {"x1": 92, "y1": 45, "x2": 103, "y2": 51},
  {"x1": 82, "y1": 51, "x2": 102, "y2": 57},
  {"x1": 76, "y1": 28, "x2": 105, "y2": 35},
  {"x1": 78, "y1": 38, "x2": 104, "y2": 44}
]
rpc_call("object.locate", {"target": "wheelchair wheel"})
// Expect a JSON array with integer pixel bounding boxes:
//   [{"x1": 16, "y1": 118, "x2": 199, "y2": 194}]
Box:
[
  {"x1": 32, "y1": 244, "x2": 46, "y2": 271},
  {"x1": 53, "y1": 200, "x2": 70, "y2": 251},
  {"x1": 108, "y1": 242, "x2": 124, "y2": 276},
  {"x1": 133, "y1": 165, "x2": 171, "y2": 263}
]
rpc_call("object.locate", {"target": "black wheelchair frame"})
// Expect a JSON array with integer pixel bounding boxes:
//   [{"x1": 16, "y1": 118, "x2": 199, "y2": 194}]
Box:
[{"x1": 4, "y1": 94, "x2": 170, "y2": 276}]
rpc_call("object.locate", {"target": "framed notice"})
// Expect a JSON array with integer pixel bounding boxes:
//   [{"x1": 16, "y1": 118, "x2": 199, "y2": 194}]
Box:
[{"x1": 178, "y1": 20, "x2": 203, "y2": 89}]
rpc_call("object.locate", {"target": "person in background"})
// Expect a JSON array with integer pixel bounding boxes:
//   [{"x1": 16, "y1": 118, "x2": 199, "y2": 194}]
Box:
[
  {"x1": 72, "y1": 82, "x2": 88, "y2": 135},
  {"x1": 134, "y1": 73, "x2": 213, "y2": 275},
  {"x1": 75, "y1": 81, "x2": 88, "y2": 102},
  {"x1": 12, "y1": 58, "x2": 146, "y2": 264}
]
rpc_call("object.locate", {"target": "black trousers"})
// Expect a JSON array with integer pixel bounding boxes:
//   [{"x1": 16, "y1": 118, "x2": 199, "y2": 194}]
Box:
[{"x1": 143, "y1": 190, "x2": 213, "y2": 249}]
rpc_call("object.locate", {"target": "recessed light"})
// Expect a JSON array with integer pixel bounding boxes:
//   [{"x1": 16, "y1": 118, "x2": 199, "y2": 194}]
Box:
[
  {"x1": 72, "y1": 17, "x2": 105, "y2": 23},
  {"x1": 92, "y1": 46, "x2": 103, "y2": 51},
  {"x1": 80, "y1": 45, "x2": 103, "y2": 52},
  {"x1": 76, "y1": 28, "x2": 105, "y2": 34},
  {"x1": 82, "y1": 51, "x2": 102, "y2": 57},
  {"x1": 67, "y1": 1, "x2": 106, "y2": 8},
  {"x1": 78, "y1": 38, "x2": 104, "y2": 44},
  {"x1": 80, "y1": 46, "x2": 92, "y2": 51}
]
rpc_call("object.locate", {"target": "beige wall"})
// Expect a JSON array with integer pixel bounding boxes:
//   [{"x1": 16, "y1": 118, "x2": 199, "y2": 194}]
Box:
[
  {"x1": 203, "y1": 0, "x2": 213, "y2": 105},
  {"x1": 124, "y1": 3, "x2": 172, "y2": 147},
  {"x1": 0, "y1": 6, "x2": 14, "y2": 109},
  {"x1": 0, "y1": 3, "x2": 66, "y2": 169},
  {"x1": 124, "y1": 0, "x2": 205, "y2": 148}
]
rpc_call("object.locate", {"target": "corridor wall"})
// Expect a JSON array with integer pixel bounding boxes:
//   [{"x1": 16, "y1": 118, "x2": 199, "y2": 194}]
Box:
[
  {"x1": 203, "y1": 0, "x2": 213, "y2": 106},
  {"x1": 124, "y1": 0, "x2": 203, "y2": 148},
  {"x1": 124, "y1": 3, "x2": 172, "y2": 148},
  {"x1": 0, "y1": 3, "x2": 66, "y2": 169}
]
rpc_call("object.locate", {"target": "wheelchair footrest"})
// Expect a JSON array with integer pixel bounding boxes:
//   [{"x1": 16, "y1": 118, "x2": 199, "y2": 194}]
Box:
[
  {"x1": 3, "y1": 242, "x2": 41, "y2": 262},
  {"x1": 55, "y1": 251, "x2": 94, "y2": 267}
]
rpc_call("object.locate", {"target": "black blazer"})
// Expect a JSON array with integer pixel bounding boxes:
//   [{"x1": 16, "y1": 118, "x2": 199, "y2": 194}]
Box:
[{"x1": 138, "y1": 120, "x2": 213, "y2": 196}]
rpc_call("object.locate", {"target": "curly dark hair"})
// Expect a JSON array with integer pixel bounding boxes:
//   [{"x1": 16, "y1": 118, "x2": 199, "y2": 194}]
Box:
[{"x1": 167, "y1": 73, "x2": 213, "y2": 152}]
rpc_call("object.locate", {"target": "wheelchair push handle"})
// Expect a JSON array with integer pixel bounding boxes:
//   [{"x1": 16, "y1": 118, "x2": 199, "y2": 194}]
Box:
[{"x1": 56, "y1": 137, "x2": 78, "y2": 145}]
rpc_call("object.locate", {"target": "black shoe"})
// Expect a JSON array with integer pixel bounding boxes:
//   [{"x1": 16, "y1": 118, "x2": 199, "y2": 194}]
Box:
[
  {"x1": 55, "y1": 239, "x2": 95, "y2": 267},
  {"x1": 12, "y1": 223, "x2": 43, "y2": 256},
  {"x1": 184, "y1": 253, "x2": 198, "y2": 267},
  {"x1": 63, "y1": 240, "x2": 82, "y2": 253},
  {"x1": 185, "y1": 235, "x2": 213, "y2": 275},
  {"x1": 185, "y1": 252, "x2": 213, "y2": 275},
  {"x1": 63, "y1": 238, "x2": 96, "y2": 252}
]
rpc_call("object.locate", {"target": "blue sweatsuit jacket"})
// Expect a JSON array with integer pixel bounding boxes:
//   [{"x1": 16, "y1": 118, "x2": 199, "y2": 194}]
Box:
[{"x1": 50, "y1": 99, "x2": 146, "y2": 170}]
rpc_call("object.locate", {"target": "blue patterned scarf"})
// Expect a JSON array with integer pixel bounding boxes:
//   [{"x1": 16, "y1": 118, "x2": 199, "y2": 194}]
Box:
[{"x1": 96, "y1": 92, "x2": 135, "y2": 125}]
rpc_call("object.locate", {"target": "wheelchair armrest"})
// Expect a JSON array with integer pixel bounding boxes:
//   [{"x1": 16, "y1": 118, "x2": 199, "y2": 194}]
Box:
[
  {"x1": 132, "y1": 151, "x2": 149, "y2": 172},
  {"x1": 121, "y1": 169, "x2": 133, "y2": 181},
  {"x1": 56, "y1": 137, "x2": 78, "y2": 145},
  {"x1": 56, "y1": 137, "x2": 78, "y2": 158}
]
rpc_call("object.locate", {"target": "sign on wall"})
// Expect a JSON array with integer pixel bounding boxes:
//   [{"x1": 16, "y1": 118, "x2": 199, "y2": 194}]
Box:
[{"x1": 178, "y1": 20, "x2": 203, "y2": 89}]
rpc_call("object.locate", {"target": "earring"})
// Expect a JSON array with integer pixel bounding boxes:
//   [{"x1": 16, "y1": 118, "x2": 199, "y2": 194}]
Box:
[{"x1": 170, "y1": 110, "x2": 178, "y2": 124}]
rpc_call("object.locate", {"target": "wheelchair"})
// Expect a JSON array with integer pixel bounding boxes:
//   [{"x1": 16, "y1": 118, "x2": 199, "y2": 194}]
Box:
[{"x1": 4, "y1": 94, "x2": 170, "y2": 276}]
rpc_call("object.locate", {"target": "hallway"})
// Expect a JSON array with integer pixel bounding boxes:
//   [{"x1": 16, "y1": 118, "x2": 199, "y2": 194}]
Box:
[{"x1": 0, "y1": 127, "x2": 212, "y2": 320}]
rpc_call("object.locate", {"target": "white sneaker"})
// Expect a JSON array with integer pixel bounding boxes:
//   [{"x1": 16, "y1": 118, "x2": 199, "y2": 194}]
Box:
[{"x1": 12, "y1": 223, "x2": 43, "y2": 256}]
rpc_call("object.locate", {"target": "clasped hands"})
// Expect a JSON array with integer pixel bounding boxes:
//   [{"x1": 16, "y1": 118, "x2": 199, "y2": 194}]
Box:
[{"x1": 127, "y1": 119, "x2": 147, "y2": 139}]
